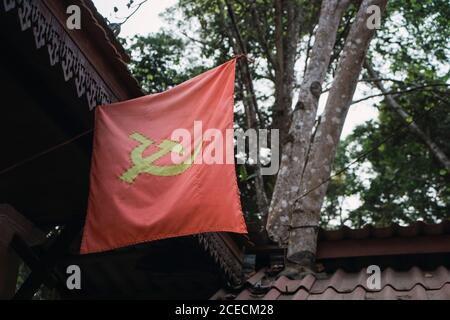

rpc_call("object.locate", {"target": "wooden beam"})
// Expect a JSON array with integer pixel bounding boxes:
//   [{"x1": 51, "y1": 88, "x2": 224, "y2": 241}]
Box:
[
  {"x1": 0, "y1": 204, "x2": 45, "y2": 299},
  {"x1": 12, "y1": 217, "x2": 83, "y2": 300},
  {"x1": 0, "y1": 245, "x2": 19, "y2": 299},
  {"x1": 316, "y1": 234, "x2": 450, "y2": 259},
  {"x1": 246, "y1": 234, "x2": 450, "y2": 260}
]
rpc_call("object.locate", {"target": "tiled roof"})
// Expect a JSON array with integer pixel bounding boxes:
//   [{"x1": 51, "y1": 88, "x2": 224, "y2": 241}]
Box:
[
  {"x1": 316, "y1": 221, "x2": 450, "y2": 260},
  {"x1": 215, "y1": 221, "x2": 450, "y2": 300},
  {"x1": 211, "y1": 266, "x2": 450, "y2": 300},
  {"x1": 249, "y1": 221, "x2": 450, "y2": 261}
]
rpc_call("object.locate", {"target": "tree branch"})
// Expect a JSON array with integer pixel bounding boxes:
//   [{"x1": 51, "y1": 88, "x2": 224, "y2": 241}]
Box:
[
  {"x1": 115, "y1": 0, "x2": 149, "y2": 26},
  {"x1": 365, "y1": 60, "x2": 450, "y2": 172},
  {"x1": 221, "y1": 0, "x2": 269, "y2": 219},
  {"x1": 178, "y1": 30, "x2": 210, "y2": 46},
  {"x1": 351, "y1": 84, "x2": 450, "y2": 105},
  {"x1": 250, "y1": 1, "x2": 276, "y2": 78}
]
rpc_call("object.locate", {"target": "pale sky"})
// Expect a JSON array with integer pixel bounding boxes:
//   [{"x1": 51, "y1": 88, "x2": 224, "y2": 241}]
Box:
[{"x1": 92, "y1": 0, "x2": 380, "y2": 139}]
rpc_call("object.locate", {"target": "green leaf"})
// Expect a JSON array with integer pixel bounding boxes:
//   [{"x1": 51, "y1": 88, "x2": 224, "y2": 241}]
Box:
[{"x1": 239, "y1": 165, "x2": 248, "y2": 181}]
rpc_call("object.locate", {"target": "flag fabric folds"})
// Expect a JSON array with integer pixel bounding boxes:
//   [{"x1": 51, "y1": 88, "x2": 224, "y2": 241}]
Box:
[{"x1": 80, "y1": 58, "x2": 247, "y2": 254}]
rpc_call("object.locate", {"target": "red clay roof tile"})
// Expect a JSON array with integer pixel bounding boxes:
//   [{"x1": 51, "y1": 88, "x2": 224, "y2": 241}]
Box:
[{"x1": 212, "y1": 266, "x2": 450, "y2": 300}]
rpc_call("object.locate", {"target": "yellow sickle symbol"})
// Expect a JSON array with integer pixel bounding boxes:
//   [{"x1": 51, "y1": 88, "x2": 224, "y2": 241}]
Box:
[{"x1": 120, "y1": 132, "x2": 202, "y2": 184}]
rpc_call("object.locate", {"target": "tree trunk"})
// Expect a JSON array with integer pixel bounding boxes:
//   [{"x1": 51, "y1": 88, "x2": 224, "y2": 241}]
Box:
[
  {"x1": 220, "y1": 0, "x2": 270, "y2": 219},
  {"x1": 365, "y1": 61, "x2": 450, "y2": 172},
  {"x1": 285, "y1": 0, "x2": 388, "y2": 271},
  {"x1": 272, "y1": 0, "x2": 303, "y2": 144},
  {"x1": 267, "y1": 0, "x2": 351, "y2": 245}
]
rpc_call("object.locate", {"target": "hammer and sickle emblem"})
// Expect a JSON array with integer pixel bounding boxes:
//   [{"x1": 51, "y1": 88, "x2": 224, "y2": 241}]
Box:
[{"x1": 120, "y1": 132, "x2": 202, "y2": 184}]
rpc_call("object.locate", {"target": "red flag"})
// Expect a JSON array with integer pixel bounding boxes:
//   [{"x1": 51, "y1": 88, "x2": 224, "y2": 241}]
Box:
[{"x1": 80, "y1": 59, "x2": 247, "y2": 254}]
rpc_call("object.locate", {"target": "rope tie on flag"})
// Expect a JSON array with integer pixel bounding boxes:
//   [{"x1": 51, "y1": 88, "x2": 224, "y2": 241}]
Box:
[{"x1": 233, "y1": 54, "x2": 254, "y2": 63}]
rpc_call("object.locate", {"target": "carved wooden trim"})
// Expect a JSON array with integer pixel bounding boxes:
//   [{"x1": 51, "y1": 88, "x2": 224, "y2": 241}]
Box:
[
  {"x1": 2, "y1": 0, "x2": 117, "y2": 109},
  {"x1": 197, "y1": 233, "x2": 243, "y2": 286}
]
